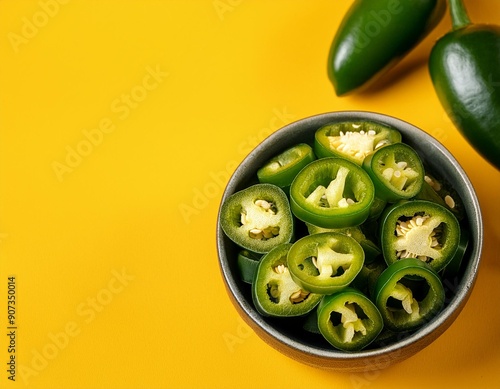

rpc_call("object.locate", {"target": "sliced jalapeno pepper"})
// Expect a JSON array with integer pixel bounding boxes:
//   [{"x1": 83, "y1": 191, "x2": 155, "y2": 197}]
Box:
[
  {"x1": 368, "y1": 196, "x2": 387, "y2": 221},
  {"x1": 257, "y1": 143, "x2": 316, "y2": 189},
  {"x1": 305, "y1": 223, "x2": 381, "y2": 264},
  {"x1": 351, "y1": 257, "x2": 387, "y2": 298},
  {"x1": 371, "y1": 328, "x2": 403, "y2": 348},
  {"x1": 363, "y1": 143, "x2": 425, "y2": 202},
  {"x1": 415, "y1": 180, "x2": 448, "y2": 208},
  {"x1": 441, "y1": 228, "x2": 469, "y2": 278},
  {"x1": 220, "y1": 184, "x2": 294, "y2": 254},
  {"x1": 287, "y1": 232, "x2": 365, "y2": 295},
  {"x1": 252, "y1": 243, "x2": 322, "y2": 317},
  {"x1": 314, "y1": 121, "x2": 402, "y2": 165},
  {"x1": 302, "y1": 308, "x2": 321, "y2": 335},
  {"x1": 237, "y1": 249, "x2": 262, "y2": 284},
  {"x1": 417, "y1": 173, "x2": 465, "y2": 221},
  {"x1": 380, "y1": 200, "x2": 460, "y2": 273},
  {"x1": 317, "y1": 288, "x2": 383, "y2": 351},
  {"x1": 374, "y1": 258, "x2": 445, "y2": 332},
  {"x1": 290, "y1": 157, "x2": 374, "y2": 228}
]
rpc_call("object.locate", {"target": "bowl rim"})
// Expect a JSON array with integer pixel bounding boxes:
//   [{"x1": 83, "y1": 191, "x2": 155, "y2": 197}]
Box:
[{"x1": 216, "y1": 110, "x2": 483, "y2": 362}]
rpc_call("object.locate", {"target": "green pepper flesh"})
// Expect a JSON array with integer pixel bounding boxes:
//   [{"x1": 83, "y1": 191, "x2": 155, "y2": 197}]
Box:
[
  {"x1": 329, "y1": 0, "x2": 447, "y2": 95},
  {"x1": 429, "y1": 0, "x2": 500, "y2": 170},
  {"x1": 314, "y1": 121, "x2": 402, "y2": 165},
  {"x1": 287, "y1": 232, "x2": 365, "y2": 295},
  {"x1": 317, "y1": 288, "x2": 383, "y2": 351},
  {"x1": 363, "y1": 143, "x2": 424, "y2": 202},
  {"x1": 257, "y1": 143, "x2": 316, "y2": 188},
  {"x1": 374, "y1": 258, "x2": 445, "y2": 331},
  {"x1": 220, "y1": 184, "x2": 294, "y2": 254},
  {"x1": 252, "y1": 243, "x2": 322, "y2": 317},
  {"x1": 380, "y1": 200, "x2": 460, "y2": 273},
  {"x1": 290, "y1": 157, "x2": 374, "y2": 228}
]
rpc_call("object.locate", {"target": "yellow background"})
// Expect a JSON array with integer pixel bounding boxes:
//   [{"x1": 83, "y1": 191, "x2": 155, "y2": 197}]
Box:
[{"x1": 1, "y1": 0, "x2": 500, "y2": 388}]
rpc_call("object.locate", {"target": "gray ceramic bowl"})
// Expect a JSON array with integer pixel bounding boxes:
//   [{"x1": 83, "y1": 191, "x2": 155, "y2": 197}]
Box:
[{"x1": 216, "y1": 111, "x2": 483, "y2": 372}]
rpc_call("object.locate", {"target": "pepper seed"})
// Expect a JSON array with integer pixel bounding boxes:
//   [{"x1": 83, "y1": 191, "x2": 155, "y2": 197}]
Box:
[{"x1": 445, "y1": 195, "x2": 456, "y2": 209}]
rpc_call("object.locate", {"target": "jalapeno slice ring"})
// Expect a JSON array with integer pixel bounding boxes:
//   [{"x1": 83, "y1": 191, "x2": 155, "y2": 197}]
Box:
[
  {"x1": 287, "y1": 232, "x2": 365, "y2": 295},
  {"x1": 317, "y1": 287, "x2": 384, "y2": 351},
  {"x1": 380, "y1": 200, "x2": 460, "y2": 273},
  {"x1": 374, "y1": 258, "x2": 445, "y2": 332},
  {"x1": 257, "y1": 143, "x2": 316, "y2": 189},
  {"x1": 290, "y1": 157, "x2": 374, "y2": 229},
  {"x1": 305, "y1": 223, "x2": 381, "y2": 264},
  {"x1": 314, "y1": 121, "x2": 402, "y2": 165},
  {"x1": 363, "y1": 143, "x2": 425, "y2": 202},
  {"x1": 252, "y1": 243, "x2": 322, "y2": 317},
  {"x1": 220, "y1": 184, "x2": 294, "y2": 254}
]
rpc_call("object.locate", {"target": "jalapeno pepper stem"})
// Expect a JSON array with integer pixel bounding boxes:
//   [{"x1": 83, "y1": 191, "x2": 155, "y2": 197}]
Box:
[{"x1": 448, "y1": 0, "x2": 472, "y2": 30}]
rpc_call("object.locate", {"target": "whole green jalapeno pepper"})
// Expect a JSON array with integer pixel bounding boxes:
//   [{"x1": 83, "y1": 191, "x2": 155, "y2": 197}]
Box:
[
  {"x1": 287, "y1": 232, "x2": 365, "y2": 295},
  {"x1": 220, "y1": 184, "x2": 294, "y2": 254},
  {"x1": 379, "y1": 200, "x2": 460, "y2": 273},
  {"x1": 317, "y1": 287, "x2": 384, "y2": 351},
  {"x1": 290, "y1": 157, "x2": 375, "y2": 229},
  {"x1": 373, "y1": 258, "x2": 445, "y2": 331},
  {"x1": 328, "y1": 0, "x2": 447, "y2": 95},
  {"x1": 429, "y1": 0, "x2": 500, "y2": 170},
  {"x1": 252, "y1": 243, "x2": 322, "y2": 317}
]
